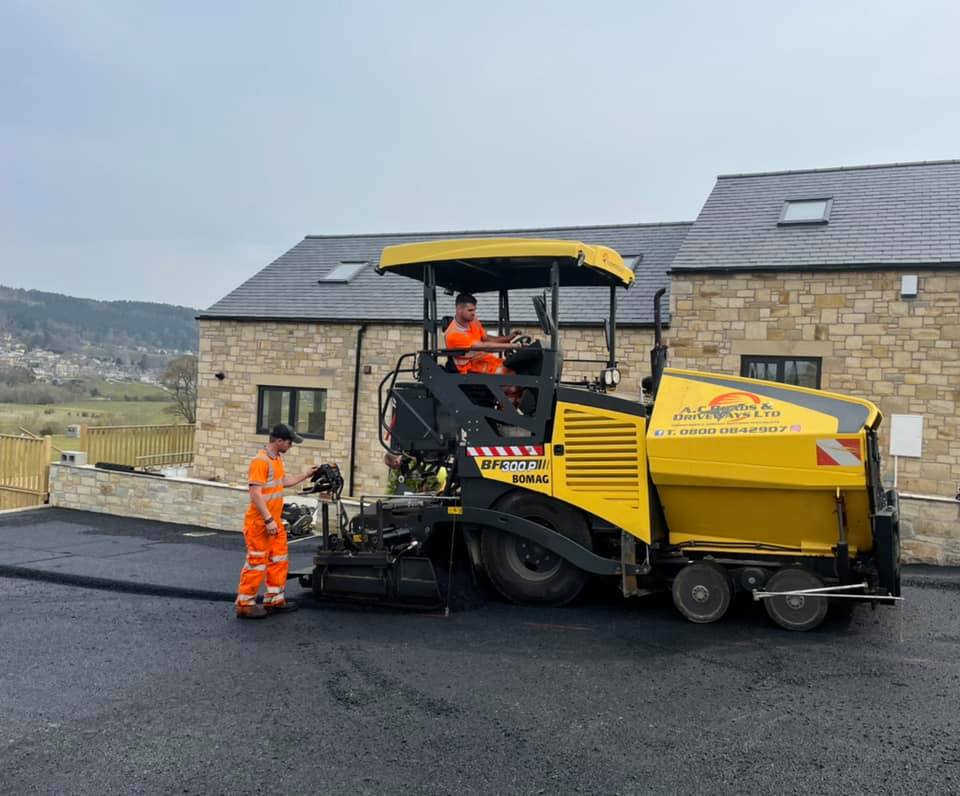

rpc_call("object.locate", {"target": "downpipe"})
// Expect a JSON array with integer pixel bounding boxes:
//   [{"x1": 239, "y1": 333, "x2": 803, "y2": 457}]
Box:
[{"x1": 349, "y1": 323, "x2": 367, "y2": 496}]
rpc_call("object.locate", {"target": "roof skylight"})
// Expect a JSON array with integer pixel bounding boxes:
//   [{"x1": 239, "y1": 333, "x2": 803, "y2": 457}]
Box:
[
  {"x1": 321, "y1": 261, "x2": 368, "y2": 283},
  {"x1": 779, "y1": 198, "x2": 832, "y2": 225}
]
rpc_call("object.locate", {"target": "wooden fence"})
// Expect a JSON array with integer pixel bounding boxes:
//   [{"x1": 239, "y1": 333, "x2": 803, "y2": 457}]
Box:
[
  {"x1": 82, "y1": 424, "x2": 196, "y2": 468},
  {"x1": 0, "y1": 434, "x2": 52, "y2": 510}
]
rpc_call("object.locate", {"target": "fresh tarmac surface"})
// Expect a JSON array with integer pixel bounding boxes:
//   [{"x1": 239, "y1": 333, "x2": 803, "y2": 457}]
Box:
[{"x1": 1, "y1": 508, "x2": 959, "y2": 794}]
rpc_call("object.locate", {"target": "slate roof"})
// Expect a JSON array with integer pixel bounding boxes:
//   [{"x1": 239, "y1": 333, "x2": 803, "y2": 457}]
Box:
[
  {"x1": 670, "y1": 160, "x2": 960, "y2": 272},
  {"x1": 201, "y1": 223, "x2": 691, "y2": 327}
]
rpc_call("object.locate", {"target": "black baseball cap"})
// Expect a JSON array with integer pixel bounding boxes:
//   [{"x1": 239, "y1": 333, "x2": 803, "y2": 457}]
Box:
[{"x1": 269, "y1": 423, "x2": 304, "y2": 444}]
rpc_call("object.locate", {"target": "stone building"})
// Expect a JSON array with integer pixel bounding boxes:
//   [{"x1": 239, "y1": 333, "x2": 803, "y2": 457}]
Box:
[
  {"x1": 668, "y1": 160, "x2": 960, "y2": 564},
  {"x1": 194, "y1": 223, "x2": 690, "y2": 496},
  {"x1": 196, "y1": 159, "x2": 959, "y2": 563}
]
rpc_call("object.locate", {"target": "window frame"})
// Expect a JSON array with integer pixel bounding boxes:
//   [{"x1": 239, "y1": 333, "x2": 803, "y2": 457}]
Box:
[
  {"x1": 740, "y1": 355, "x2": 822, "y2": 389},
  {"x1": 256, "y1": 385, "x2": 327, "y2": 440},
  {"x1": 778, "y1": 197, "x2": 833, "y2": 226}
]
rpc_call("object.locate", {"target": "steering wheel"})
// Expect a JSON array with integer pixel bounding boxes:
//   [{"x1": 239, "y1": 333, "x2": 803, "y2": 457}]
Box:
[{"x1": 510, "y1": 334, "x2": 534, "y2": 347}]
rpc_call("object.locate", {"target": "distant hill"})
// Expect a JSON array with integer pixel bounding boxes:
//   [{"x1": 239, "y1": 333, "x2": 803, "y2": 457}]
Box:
[{"x1": 0, "y1": 285, "x2": 198, "y2": 354}]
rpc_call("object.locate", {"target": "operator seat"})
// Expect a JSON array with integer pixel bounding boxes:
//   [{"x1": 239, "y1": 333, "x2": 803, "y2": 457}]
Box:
[{"x1": 440, "y1": 315, "x2": 458, "y2": 374}]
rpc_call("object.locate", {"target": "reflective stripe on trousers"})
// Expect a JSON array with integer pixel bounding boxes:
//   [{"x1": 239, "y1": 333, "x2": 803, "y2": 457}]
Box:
[{"x1": 235, "y1": 525, "x2": 289, "y2": 606}]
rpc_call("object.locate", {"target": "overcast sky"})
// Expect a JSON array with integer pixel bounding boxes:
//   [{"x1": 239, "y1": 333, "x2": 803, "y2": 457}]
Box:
[{"x1": 2, "y1": 1, "x2": 958, "y2": 309}]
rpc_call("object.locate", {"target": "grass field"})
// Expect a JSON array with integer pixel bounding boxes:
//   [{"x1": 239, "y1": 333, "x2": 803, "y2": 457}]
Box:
[
  {"x1": 88, "y1": 381, "x2": 173, "y2": 400},
  {"x1": 0, "y1": 380, "x2": 181, "y2": 460}
]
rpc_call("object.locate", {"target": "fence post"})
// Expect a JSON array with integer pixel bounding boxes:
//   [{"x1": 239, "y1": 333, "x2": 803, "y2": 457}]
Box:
[{"x1": 42, "y1": 436, "x2": 52, "y2": 500}]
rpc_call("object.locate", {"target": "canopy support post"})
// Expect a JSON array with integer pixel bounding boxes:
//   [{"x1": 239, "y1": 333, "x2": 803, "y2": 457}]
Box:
[
  {"x1": 498, "y1": 289, "x2": 510, "y2": 337},
  {"x1": 608, "y1": 285, "x2": 617, "y2": 368},
  {"x1": 423, "y1": 264, "x2": 437, "y2": 354},
  {"x1": 550, "y1": 261, "x2": 559, "y2": 351}
]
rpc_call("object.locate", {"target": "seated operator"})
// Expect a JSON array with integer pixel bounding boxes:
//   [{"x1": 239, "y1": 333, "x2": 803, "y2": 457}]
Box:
[{"x1": 443, "y1": 292, "x2": 523, "y2": 375}]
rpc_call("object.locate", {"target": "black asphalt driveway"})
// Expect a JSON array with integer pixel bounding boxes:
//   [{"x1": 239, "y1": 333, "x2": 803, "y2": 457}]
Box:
[{"x1": 1, "y1": 508, "x2": 958, "y2": 794}]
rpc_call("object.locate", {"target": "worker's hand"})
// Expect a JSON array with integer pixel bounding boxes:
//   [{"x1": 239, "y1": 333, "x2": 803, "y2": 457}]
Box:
[
  {"x1": 265, "y1": 517, "x2": 279, "y2": 536},
  {"x1": 304, "y1": 464, "x2": 320, "y2": 479},
  {"x1": 510, "y1": 334, "x2": 534, "y2": 347}
]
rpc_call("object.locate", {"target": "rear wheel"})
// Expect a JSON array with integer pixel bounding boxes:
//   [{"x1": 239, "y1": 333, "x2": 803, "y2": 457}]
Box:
[
  {"x1": 480, "y1": 493, "x2": 590, "y2": 606},
  {"x1": 764, "y1": 567, "x2": 829, "y2": 632},
  {"x1": 672, "y1": 562, "x2": 733, "y2": 624}
]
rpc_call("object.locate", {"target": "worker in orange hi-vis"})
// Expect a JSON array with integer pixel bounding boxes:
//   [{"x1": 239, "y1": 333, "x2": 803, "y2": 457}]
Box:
[
  {"x1": 443, "y1": 292, "x2": 521, "y2": 374},
  {"x1": 235, "y1": 424, "x2": 319, "y2": 619}
]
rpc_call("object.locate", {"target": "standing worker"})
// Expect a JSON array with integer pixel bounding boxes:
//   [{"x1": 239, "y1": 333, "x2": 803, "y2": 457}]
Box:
[{"x1": 235, "y1": 424, "x2": 318, "y2": 619}]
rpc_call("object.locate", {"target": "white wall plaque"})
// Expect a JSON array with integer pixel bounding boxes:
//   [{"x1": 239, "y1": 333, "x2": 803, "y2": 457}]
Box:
[{"x1": 890, "y1": 414, "x2": 923, "y2": 458}]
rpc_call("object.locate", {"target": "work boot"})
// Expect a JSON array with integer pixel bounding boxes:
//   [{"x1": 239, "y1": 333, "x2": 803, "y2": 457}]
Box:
[
  {"x1": 265, "y1": 599, "x2": 298, "y2": 614},
  {"x1": 235, "y1": 604, "x2": 268, "y2": 620}
]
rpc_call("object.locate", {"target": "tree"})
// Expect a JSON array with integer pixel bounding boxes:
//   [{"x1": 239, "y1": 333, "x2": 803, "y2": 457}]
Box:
[
  {"x1": 0, "y1": 366, "x2": 36, "y2": 385},
  {"x1": 161, "y1": 354, "x2": 198, "y2": 423}
]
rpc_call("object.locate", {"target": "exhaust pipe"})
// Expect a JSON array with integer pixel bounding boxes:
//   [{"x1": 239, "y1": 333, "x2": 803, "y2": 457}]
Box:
[{"x1": 649, "y1": 288, "x2": 668, "y2": 397}]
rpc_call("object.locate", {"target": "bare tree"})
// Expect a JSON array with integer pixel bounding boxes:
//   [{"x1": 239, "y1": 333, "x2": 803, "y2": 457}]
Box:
[{"x1": 161, "y1": 355, "x2": 198, "y2": 423}]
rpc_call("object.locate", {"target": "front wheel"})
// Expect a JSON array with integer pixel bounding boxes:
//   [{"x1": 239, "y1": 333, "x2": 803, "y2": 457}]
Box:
[{"x1": 480, "y1": 493, "x2": 591, "y2": 606}]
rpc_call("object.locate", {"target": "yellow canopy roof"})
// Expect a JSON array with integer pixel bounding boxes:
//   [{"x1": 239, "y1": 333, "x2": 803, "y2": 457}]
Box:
[{"x1": 378, "y1": 238, "x2": 635, "y2": 291}]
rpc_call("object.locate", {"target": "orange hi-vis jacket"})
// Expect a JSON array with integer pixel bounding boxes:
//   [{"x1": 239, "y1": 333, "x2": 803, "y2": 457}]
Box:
[
  {"x1": 244, "y1": 449, "x2": 286, "y2": 529},
  {"x1": 236, "y1": 449, "x2": 290, "y2": 608},
  {"x1": 443, "y1": 319, "x2": 504, "y2": 374}
]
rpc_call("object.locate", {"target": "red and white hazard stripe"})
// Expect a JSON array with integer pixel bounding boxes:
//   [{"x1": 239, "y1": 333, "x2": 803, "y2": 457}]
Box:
[
  {"x1": 816, "y1": 438, "x2": 862, "y2": 466},
  {"x1": 466, "y1": 445, "x2": 544, "y2": 457}
]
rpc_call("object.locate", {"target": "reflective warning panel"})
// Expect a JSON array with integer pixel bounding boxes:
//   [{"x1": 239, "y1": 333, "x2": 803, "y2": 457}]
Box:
[
  {"x1": 816, "y1": 438, "x2": 862, "y2": 467},
  {"x1": 466, "y1": 445, "x2": 544, "y2": 457}
]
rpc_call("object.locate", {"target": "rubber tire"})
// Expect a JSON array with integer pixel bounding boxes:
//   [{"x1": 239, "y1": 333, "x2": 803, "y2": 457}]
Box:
[
  {"x1": 764, "y1": 568, "x2": 829, "y2": 632},
  {"x1": 671, "y1": 562, "x2": 733, "y2": 624},
  {"x1": 480, "y1": 492, "x2": 591, "y2": 607}
]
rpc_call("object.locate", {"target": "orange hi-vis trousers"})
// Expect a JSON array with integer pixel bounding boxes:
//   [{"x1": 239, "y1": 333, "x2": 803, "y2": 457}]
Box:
[{"x1": 236, "y1": 523, "x2": 289, "y2": 608}]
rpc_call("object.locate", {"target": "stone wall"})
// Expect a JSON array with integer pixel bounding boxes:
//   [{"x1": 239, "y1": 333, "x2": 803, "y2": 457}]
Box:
[
  {"x1": 193, "y1": 320, "x2": 425, "y2": 496},
  {"x1": 194, "y1": 319, "x2": 655, "y2": 493},
  {"x1": 669, "y1": 269, "x2": 960, "y2": 564},
  {"x1": 49, "y1": 463, "x2": 248, "y2": 531},
  {"x1": 900, "y1": 498, "x2": 960, "y2": 565}
]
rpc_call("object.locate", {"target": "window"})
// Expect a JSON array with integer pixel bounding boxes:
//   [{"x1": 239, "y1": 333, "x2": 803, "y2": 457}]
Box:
[
  {"x1": 321, "y1": 261, "x2": 368, "y2": 283},
  {"x1": 621, "y1": 254, "x2": 642, "y2": 271},
  {"x1": 257, "y1": 386, "x2": 327, "y2": 439},
  {"x1": 779, "y1": 198, "x2": 832, "y2": 225},
  {"x1": 741, "y1": 356, "x2": 821, "y2": 389}
]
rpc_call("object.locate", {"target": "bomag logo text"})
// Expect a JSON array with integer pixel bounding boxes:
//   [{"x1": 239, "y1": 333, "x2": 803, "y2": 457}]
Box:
[{"x1": 480, "y1": 459, "x2": 547, "y2": 472}]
